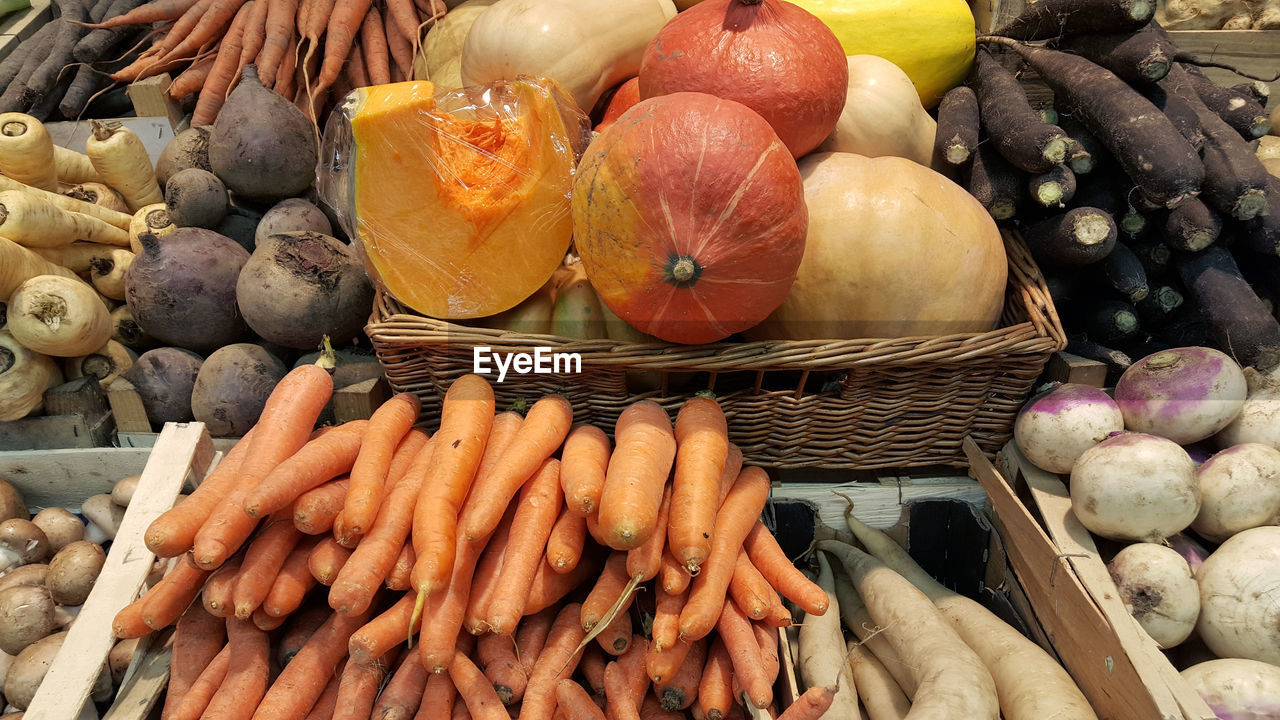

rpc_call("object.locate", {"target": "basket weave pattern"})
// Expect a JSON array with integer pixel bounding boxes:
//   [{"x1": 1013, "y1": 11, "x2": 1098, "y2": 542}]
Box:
[{"x1": 367, "y1": 232, "x2": 1066, "y2": 469}]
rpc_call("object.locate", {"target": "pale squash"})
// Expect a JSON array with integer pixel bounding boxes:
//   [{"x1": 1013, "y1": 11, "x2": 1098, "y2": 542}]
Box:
[
  {"x1": 788, "y1": 0, "x2": 976, "y2": 108},
  {"x1": 750, "y1": 152, "x2": 1007, "y2": 340},
  {"x1": 460, "y1": 0, "x2": 678, "y2": 114},
  {"x1": 819, "y1": 55, "x2": 937, "y2": 166},
  {"x1": 341, "y1": 78, "x2": 586, "y2": 320},
  {"x1": 413, "y1": 0, "x2": 499, "y2": 92}
]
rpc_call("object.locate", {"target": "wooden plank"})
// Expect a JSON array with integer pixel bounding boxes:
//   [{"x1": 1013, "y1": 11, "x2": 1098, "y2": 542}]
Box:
[
  {"x1": 1002, "y1": 442, "x2": 1217, "y2": 720},
  {"x1": 962, "y1": 437, "x2": 1173, "y2": 720},
  {"x1": 44, "y1": 377, "x2": 109, "y2": 417},
  {"x1": 118, "y1": 431, "x2": 240, "y2": 455},
  {"x1": 0, "y1": 446, "x2": 152, "y2": 510},
  {"x1": 126, "y1": 74, "x2": 185, "y2": 131},
  {"x1": 108, "y1": 380, "x2": 154, "y2": 435},
  {"x1": 769, "y1": 478, "x2": 987, "y2": 532},
  {"x1": 103, "y1": 629, "x2": 173, "y2": 720},
  {"x1": 1045, "y1": 351, "x2": 1109, "y2": 388},
  {"x1": 333, "y1": 376, "x2": 390, "y2": 424},
  {"x1": 0, "y1": 412, "x2": 114, "y2": 450},
  {"x1": 1168, "y1": 30, "x2": 1280, "y2": 100},
  {"x1": 0, "y1": 0, "x2": 53, "y2": 63},
  {"x1": 24, "y1": 422, "x2": 214, "y2": 720}
]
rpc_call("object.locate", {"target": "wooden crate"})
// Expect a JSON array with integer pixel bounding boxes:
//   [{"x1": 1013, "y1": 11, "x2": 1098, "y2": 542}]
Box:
[
  {"x1": 7, "y1": 423, "x2": 218, "y2": 720},
  {"x1": 0, "y1": 0, "x2": 52, "y2": 64}
]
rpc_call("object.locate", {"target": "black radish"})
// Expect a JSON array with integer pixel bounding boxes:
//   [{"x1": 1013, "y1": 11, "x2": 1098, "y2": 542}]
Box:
[
  {"x1": 1066, "y1": 337, "x2": 1133, "y2": 374},
  {"x1": 1181, "y1": 66, "x2": 1271, "y2": 140},
  {"x1": 1025, "y1": 206, "x2": 1118, "y2": 266},
  {"x1": 970, "y1": 49, "x2": 1069, "y2": 173},
  {"x1": 1065, "y1": 139, "x2": 1094, "y2": 175},
  {"x1": 1176, "y1": 247, "x2": 1280, "y2": 371},
  {"x1": 1164, "y1": 197, "x2": 1222, "y2": 252},
  {"x1": 1059, "y1": 115, "x2": 1107, "y2": 171},
  {"x1": 992, "y1": 0, "x2": 1154, "y2": 41},
  {"x1": 1058, "y1": 25, "x2": 1174, "y2": 85},
  {"x1": 1087, "y1": 300, "x2": 1142, "y2": 344},
  {"x1": 208, "y1": 65, "x2": 317, "y2": 203},
  {"x1": 1238, "y1": 177, "x2": 1280, "y2": 256},
  {"x1": 979, "y1": 38, "x2": 1204, "y2": 208},
  {"x1": 934, "y1": 86, "x2": 979, "y2": 166},
  {"x1": 1100, "y1": 242, "x2": 1149, "y2": 302},
  {"x1": 1029, "y1": 165, "x2": 1077, "y2": 208},
  {"x1": 1131, "y1": 241, "x2": 1173, "y2": 279},
  {"x1": 1137, "y1": 284, "x2": 1184, "y2": 326},
  {"x1": 965, "y1": 143, "x2": 1024, "y2": 220}
]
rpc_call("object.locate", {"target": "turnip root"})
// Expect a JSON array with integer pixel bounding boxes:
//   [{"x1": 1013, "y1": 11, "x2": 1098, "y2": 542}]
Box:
[
  {"x1": 1069, "y1": 432, "x2": 1200, "y2": 542},
  {"x1": 1196, "y1": 526, "x2": 1280, "y2": 665},
  {"x1": 124, "y1": 228, "x2": 250, "y2": 353},
  {"x1": 1014, "y1": 383, "x2": 1124, "y2": 473},
  {"x1": 0, "y1": 331, "x2": 59, "y2": 422},
  {"x1": 1107, "y1": 542, "x2": 1200, "y2": 648},
  {"x1": 64, "y1": 340, "x2": 135, "y2": 388},
  {"x1": 1181, "y1": 658, "x2": 1280, "y2": 719},
  {"x1": 1167, "y1": 532, "x2": 1211, "y2": 576},
  {"x1": 1191, "y1": 443, "x2": 1280, "y2": 542},
  {"x1": 164, "y1": 168, "x2": 228, "y2": 229},
  {"x1": 235, "y1": 231, "x2": 373, "y2": 349},
  {"x1": 190, "y1": 343, "x2": 286, "y2": 437},
  {"x1": 154, "y1": 126, "x2": 211, "y2": 188},
  {"x1": 208, "y1": 66, "x2": 318, "y2": 203},
  {"x1": 255, "y1": 198, "x2": 332, "y2": 247},
  {"x1": 6, "y1": 275, "x2": 112, "y2": 358},
  {"x1": 1215, "y1": 367, "x2": 1280, "y2": 450},
  {"x1": 1114, "y1": 346, "x2": 1247, "y2": 444},
  {"x1": 121, "y1": 347, "x2": 203, "y2": 425}
]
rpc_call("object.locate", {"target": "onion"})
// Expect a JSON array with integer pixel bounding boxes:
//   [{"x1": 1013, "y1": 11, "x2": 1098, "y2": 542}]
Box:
[
  {"x1": 1014, "y1": 383, "x2": 1124, "y2": 473},
  {"x1": 1069, "y1": 431, "x2": 1200, "y2": 542},
  {"x1": 1196, "y1": 525, "x2": 1280, "y2": 665},
  {"x1": 1114, "y1": 347, "x2": 1247, "y2": 445}
]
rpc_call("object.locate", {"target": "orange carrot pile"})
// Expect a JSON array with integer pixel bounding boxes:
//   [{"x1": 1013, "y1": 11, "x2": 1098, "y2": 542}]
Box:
[{"x1": 116, "y1": 373, "x2": 828, "y2": 720}]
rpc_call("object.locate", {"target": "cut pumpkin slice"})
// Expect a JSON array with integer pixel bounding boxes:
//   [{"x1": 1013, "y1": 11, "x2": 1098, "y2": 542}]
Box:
[{"x1": 345, "y1": 77, "x2": 584, "y2": 319}]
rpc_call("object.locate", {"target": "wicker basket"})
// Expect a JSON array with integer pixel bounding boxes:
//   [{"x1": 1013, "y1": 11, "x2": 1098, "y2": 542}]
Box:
[{"x1": 366, "y1": 231, "x2": 1066, "y2": 469}]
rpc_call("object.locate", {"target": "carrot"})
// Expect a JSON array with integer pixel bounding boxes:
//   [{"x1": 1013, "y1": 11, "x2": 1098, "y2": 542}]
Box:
[
  {"x1": 561, "y1": 424, "x2": 611, "y2": 517},
  {"x1": 715, "y1": 444, "x2": 743, "y2": 508},
  {"x1": 342, "y1": 36, "x2": 370, "y2": 89},
  {"x1": 302, "y1": 662, "x2": 343, "y2": 720},
  {"x1": 252, "y1": 606, "x2": 289, "y2": 631},
  {"x1": 605, "y1": 636, "x2": 650, "y2": 720},
  {"x1": 579, "y1": 552, "x2": 632, "y2": 634},
  {"x1": 277, "y1": 603, "x2": 332, "y2": 668},
  {"x1": 244, "y1": 420, "x2": 368, "y2": 518},
  {"x1": 203, "y1": 556, "x2": 243, "y2": 617},
  {"x1": 640, "y1": 693, "x2": 684, "y2": 720},
  {"x1": 146, "y1": 428, "x2": 256, "y2": 557},
  {"x1": 233, "y1": 514, "x2": 303, "y2": 619},
  {"x1": 753, "y1": 620, "x2": 779, "y2": 686},
  {"x1": 668, "y1": 398, "x2": 728, "y2": 575},
  {"x1": 578, "y1": 643, "x2": 607, "y2": 695},
  {"x1": 651, "y1": 586, "x2": 686, "y2": 653},
  {"x1": 359, "y1": 6, "x2": 390, "y2": 85},
  {"x1": 373, "y1": 652, "x2": 429, "y2": 719},
  {"x1": 461, "y1": 504, "x2": 518, "y2": 634},
  {"x1": 485, "y1": 458, "x2": 563, "y2": 634},
  {"x1": 162, "y1": 601, "x2": 227, "y2": 720},
  {"x1": 113, "y1": 596, "x2": 152, "y2": 639},
  {"x1": 515, "y1": 606, "x2": 557, "y2": 676},
  {"x1": 312, "y1": 0, "x2": 374, "y2": 99},
  {"x1": 140, "y1": 556, "x2": 212, "y2": 630},
  {"x1": 679, "y1": 467, "x2": 771, "y2": 642},
  {"x1": 545, "y1": 507, "x2": 586, "y2": 574},
  {"x1": 387, "y1": 542, "x2": 415, "y2": 591},
  {"x1": 333, "y1": 658, "x2": 387, "y2": 720},
  {"x1": 556, "y1": 680, "x2": 607, "y2": 720},
  {"x1": 416, "y1": 531, "x2": 488, "y2": 673},
  {"x1": 644, "y1": 638, "x2": 694, "y2": 689},
  {"x1": 381, "y1": 3, "x2": 412, "y2": 81},
  {"x1": 273, "y1": 29, "x2": 299, "y2": 98},
  {"x1": 476, "y1": 632, "x2": 527, "y2": 706},
  {"x1": 166, "y1": 645, "x2": 230, "y2": 720},
  {"x1": 254, "y1": 0, "x2": 297, "y2": 86},
  {"x1": 83, "y1": 0, "x2": 198, "y2": 28},
  {"x1": 594, "y1": 607, "x2": 632, "y2": 656},
  {"x1": 382, "y1": 0, "x2": 418, "y2": 59},
  {"x1": 194, "y1": 364, "x2": 333, "y2": 570},
  {"x1": 716, "y1": 599, "x2": 771, "y2": 709},
  {"x1": 525, "y1": 547, "x2": 603, "y2": 616},
  {"x1": 696, "y1": 637, "x2": 734, "y2": 720},
  {"x1": 742, "y1": 522, "x2": 828, "y2": 617},
  {"x1": 448, "y1": 697, "x2": 470, "y2": 720},
  {"x1": 257, "y1": 608, "x2": 371, "y2": 719},
  {"x1": 309, "y1": 536, "x2": 353, "y2": 586},
  {"x1": 343, "y1": 392, "x2": 421, "y2": 537},
  {"x1": 519, "y1": 602, "x2": 587, "y2": 720},
  {"x1": 169, "y1": 51, "x2": 218, "y2": 99},
  {"x1": 155, "y1": 0, "x2": 248, "y2": 73},
  {"x1": 263, "y1": 535, "x2": 320, "y2": 618},
  {"x1": 462, "y1": 394, "x2": 574, "y2": 542},
  {"x1": 331, "y1": 436, "x2": 438, "y2": 615},
  {"x1": 728, "y1": 551, "x2": 774, "y2": 621},
  {"x1": 764, "y1": 598, "x2": 793, "y2": 628},
  {"x1": 598, "y1": 401, "x2": 677, "y2": 550},
  {"x1": 203, "y1": 618, "x2": 270, "y2": 720},
  {"x1": 236, "y1": 0, "x2": 271, "y2": 81},
  {"x1": 349, "y1": 593, "x2": 416, "y2": 667},
  {"x1": 776, "y1": 686, "x2": 838, "y2": 720},
  {"x1": 450, "y1": 650, "x2": 508, "y2": 720},
  {"x1": 659, "y1": 552, "x2": 691, "y2": 596},
  {"x1": 626, "y1": 483, "x2": 671, "y2": 585},
  {"x1": 294, "y1": 477, "x2": 351, "y2": 535}
]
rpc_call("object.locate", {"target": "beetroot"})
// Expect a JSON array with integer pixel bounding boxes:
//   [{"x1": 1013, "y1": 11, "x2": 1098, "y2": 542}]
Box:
[
  {"x1": 208, "y1": 66, "x2": 317, "y2": 202},
  {"x1": 191, "y1": 343, "x2": 287, "y2": 436},
  {"x1": 121, "y1": 347, "x2": 203, "y2": 425}
]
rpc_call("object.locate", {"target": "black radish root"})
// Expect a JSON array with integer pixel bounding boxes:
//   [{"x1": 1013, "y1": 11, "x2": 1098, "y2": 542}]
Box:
[
  {"x1": 1087, "y1": 300, "x2": 1142, "y2": 344},
  {"x1": 1163, "y1": 197, "x2": 1222, "y2": 252},
  {"x1": 1065, "y1": 138, "x2": 1095, "y2": 175},
  {"x1": 1066, "y1": 336, "x2": 1134, "y2": 373},
  {"x1": 1131, "y1": 241, "x2": 1174, "y2": 279},
  {"x1": 970, "y1": 49, "x2": 1070, "y2": 173},
  {"x1": 1177, "y1": 246, "x2": 1280, "y2": 371},
  {"x1": 1029, "y1": 165, "x2": 1077, "y2": 207},
  {"x1": 1100, "y1": 242, "x2": 1150, "y2": 302},
  {"x1": 1232, "y1": 82, "x2": 1269, "y2": 106},
  {"x1": 993, "y1": 0, "x2": 1154, "y2": 41},
  {"x1": 1137, "y1": 284, "x2": 1185, "y2": 326},
  {"x1": 965, "y1": 142, "x2": 1025, "y2": 220},
  {"x1": 1181, "y1": 65, "x2": 1272, "y2": 139},
  {"x1": 1238, "y1": 176, "x2": 1280, "y2": 256},
  {"x1": 1058, "y1": 25, "x2": 1174, "y2": 85},
  {"x1": 1025, "y1": 206, "x2": 1119, "y2": 266},
  {"x1": 934, "y1": 86, "x2": 979, "y2": 166},
  {"x1": 978, "y1": 37, "x2": 1204, "y2": 208}
]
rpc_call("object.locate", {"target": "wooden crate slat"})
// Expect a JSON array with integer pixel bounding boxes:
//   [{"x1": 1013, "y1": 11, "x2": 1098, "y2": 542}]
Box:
[{"x1": 0, "y1": 447, "x2": 153, "y2": 510}]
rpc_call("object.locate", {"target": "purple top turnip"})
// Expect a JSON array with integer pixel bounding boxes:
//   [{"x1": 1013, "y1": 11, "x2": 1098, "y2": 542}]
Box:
[
  {"x1": 1014, "y1": 383, "x2": 1124, "y2": 474},
  {"x1": 1069, "y1": 431, "x2": 1200, "y2": 543},
  {"x1": 1113, "y1": 346, "x2": 1247, "y2": 445}
]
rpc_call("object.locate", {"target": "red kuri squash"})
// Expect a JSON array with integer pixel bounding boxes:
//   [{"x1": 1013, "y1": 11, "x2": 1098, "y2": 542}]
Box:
[
  {"x1": 595, "y1": 77, "x2": 641, "y2": 132},
  {"x1": 572, "y1": 92, "x2": 808, "y2": 345},
  {"x1": 638, "y1": 0, "x2": 848, "y2": 158}
]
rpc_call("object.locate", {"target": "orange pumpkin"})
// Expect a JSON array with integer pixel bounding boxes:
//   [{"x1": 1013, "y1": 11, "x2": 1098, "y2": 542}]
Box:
[
  {"x1": 594, "y1": 77, "x2": 641, "y2": 132},
  {"x1": 572, "y1": 92, "x2": 807, "y2": 345}
]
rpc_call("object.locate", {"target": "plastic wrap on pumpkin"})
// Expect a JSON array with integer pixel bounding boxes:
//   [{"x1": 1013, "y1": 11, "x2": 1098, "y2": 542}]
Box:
[{"x1": 317, "y1": 76, "x2": 590, "y2": 320}]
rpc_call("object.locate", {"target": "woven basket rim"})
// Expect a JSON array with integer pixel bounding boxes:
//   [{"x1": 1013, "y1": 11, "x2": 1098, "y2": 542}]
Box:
[{"x1": 366, "y1": 230, "x2": 1067, "y2": 371}]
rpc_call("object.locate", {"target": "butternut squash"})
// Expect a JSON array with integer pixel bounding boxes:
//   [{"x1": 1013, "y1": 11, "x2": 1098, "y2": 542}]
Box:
[
  {"x1": 819, "y1": 55, "x2": 937, "y2": 166},
  {"x1": 460, "y1": 0, "x2": 678, "y2": 113},
  {"x1": 413, "y1": 0, "x2": 500, "y2": 92}
]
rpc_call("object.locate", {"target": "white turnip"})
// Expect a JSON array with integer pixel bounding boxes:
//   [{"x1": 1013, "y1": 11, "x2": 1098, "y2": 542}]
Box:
[
  {"x1": 1014, "y1": 383, "x2": 1124, "y2": 473},
  {"x1": 1108, "y1": 543, "x2": 1200, "y2": 648},
  {"x1": 1196, "y1": 526, "x2": 1280, "y2": 665},
  {"x1": 1191, "y1": 443, "x2": 1280, "y2": 543},
  {"x1": 1215, "y1": 367, "x2": 1280, "y2": 451},
  {"x1": 1181, "y1": 658, "x2": 1280, "y2": 719},
  {"x1": 1114, "y1": 347, "x2": 1247, "y2": 444},
  {"x1": 1069, "y1": 432, "x2": 1200, "y2": 542}
]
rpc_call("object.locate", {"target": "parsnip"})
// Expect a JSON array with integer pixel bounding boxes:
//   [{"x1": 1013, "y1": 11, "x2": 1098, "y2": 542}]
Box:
[
  {"x1": 65, "y1": 339, "x2": 136, "y2": 387},
  {"x1": 7, "y1": 274, "x2": 113, "y2": 357},
  {"x1": 0, "y1": 237, "x2": 80, "y2": 298},
  {"x1": 108, "y1": 305, "x2": 153, "y2": 349},
  {"x1": 127, "y1": 204, "x2": 175, "y2": 254},
  {"x1": 53, "y1": 147, "x2": 103, "y2": 185},
  {"x1": 0, "y1": 176, "x2": 131, "y2": 230},
  {"x1": 64, "y1": 182, "x2": 129, "y2": 214},
  {"x1": 0, "y1": 191, "x2": 130, "y2": 248},
  {"x1": 89, "y1": 248, "x2": 134, "y2": 300},
  {"x1": 0, "y1": 113, "x2": 59, "y2": 192},
  {"x1": 31, "y1": 242, "x2": 118, "y2": 273},
  {"x1": 0, "y1": 330, "x2": 61, "y2": 422},
  {"x1": 85, "y1": 121, "x2": 163, "y2": 212},
  {"x1": 816, "y1": 539, "x2": 1000, "y2": 720}
]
